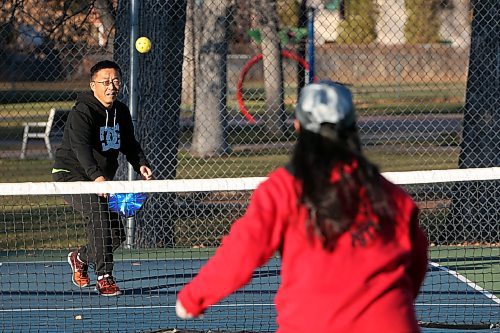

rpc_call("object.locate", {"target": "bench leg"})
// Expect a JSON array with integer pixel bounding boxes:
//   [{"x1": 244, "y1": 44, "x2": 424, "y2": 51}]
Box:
[
  {"x1": 20, "y1": 126, "x2": 30, "y2": 159},
  {"x1": 45, "y1": 137, "x2": 53, "y2": 160}
]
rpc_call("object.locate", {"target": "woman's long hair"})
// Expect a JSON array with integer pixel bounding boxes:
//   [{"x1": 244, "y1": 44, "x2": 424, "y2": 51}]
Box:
[{"x1": 291, "y1": 123, "x2": 393, "y2": 250}]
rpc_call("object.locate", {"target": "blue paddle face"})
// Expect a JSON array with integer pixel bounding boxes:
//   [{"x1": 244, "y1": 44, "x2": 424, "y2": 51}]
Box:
[{"x1": 108, "y1": 192, "x2": 148, "y2": 217}]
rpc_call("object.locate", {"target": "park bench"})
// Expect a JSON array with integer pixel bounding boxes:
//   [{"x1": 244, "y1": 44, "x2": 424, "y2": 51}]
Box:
[{"x1": 20, "y1": 108, "x2": 70, "y2": 159}]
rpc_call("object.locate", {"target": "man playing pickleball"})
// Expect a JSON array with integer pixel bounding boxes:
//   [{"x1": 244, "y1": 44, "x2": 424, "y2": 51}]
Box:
[{"x1": 52, "y1": 60, "x2": 152, "y2": 296}]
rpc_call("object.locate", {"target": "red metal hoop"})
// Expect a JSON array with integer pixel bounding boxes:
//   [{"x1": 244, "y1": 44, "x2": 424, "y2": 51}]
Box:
[{"x1": 236, "y1": 50, "x2": 311, "y2": 124}]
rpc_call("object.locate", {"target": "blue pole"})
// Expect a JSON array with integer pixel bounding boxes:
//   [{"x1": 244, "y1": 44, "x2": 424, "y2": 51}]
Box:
[
  {"x1": 125, "y1": 0, "x2": 139, "y2": 249},
  {"x1": 307, "y1": 7, "x2": 315, "y2": 83}
]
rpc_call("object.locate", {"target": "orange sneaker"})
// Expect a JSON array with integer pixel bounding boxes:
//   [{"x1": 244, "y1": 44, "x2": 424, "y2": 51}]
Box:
[
  {"x1": 95, "y1": 274, "x2": 122, "y2": 296},
  {"x1": 67, "y1": 251, "x2": 90, "y2": 288}
]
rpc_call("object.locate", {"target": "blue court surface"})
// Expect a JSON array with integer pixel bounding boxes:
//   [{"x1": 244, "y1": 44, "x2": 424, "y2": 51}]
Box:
[{"x1": 1, "y1": 257, "x2": 498, "y2": 333}]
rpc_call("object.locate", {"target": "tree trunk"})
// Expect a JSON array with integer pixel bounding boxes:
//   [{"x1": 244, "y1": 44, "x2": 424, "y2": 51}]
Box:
[
  {"x1": 446, "y1": 0, "x2": 499, "y2": 244},
  {"x1": 114, "y1": 0, "x2": 187, "y2": 247},
  {"x1": 190, "y1": 0, "x2": 232, "y2": 157},
  {"x1": 255, "y1": 0, "x2": 285, "y2": 139},
  {"x1": 94, "y1": 0, "x2": 116, "y2": 51},
  {"x1": 181, "y1": 0, "x2": 195, "y2": 106}
]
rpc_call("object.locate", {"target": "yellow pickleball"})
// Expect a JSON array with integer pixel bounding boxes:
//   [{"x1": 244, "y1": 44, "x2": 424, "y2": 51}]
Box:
[{"x1": 135, "y1": 37, "x2": 152, "y2": 54}]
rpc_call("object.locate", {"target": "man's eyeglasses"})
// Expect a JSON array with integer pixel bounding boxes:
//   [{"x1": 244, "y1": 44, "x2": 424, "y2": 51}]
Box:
[{"x1": 93, "y1": 79, "x2": 121, "y2": 87}]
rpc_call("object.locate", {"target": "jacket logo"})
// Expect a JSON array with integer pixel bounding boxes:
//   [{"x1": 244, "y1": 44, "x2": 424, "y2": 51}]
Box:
[{"x1": 100, "y1": 124, "x2": 121, "y2": 151}]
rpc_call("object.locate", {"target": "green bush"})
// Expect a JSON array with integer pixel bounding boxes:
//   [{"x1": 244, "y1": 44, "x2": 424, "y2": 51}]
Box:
[
  {"x1": 405, "y1": 0, "x2": 441, "y2": 44},
  {"x1": 337, "y1": 0, "x2": 378, "y2": 44},
  {"x1": 278, "y1": 0, "x2": 300, "y2": 27}
]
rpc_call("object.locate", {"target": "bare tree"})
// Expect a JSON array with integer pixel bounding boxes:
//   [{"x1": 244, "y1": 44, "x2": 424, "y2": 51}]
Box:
[
  {"x1": 190, "y1": 0, "x2": 233, "y2": 157},
  {"x1": 448, "y1": 0, "x2": 498, "y2": 244},
  {"x1": 93, "y1": 0, "x2": 116, "y2": 51},
  {"x1": 0, "y1": 0, "x2": 115, "y2": 81},
  {"x1": 114, "y1": 0, "x2": 187, "y2": 247},
  {"x1": 254, "y1": 0, "x2": 285, "y2": 139},
  {"x1": 459, "y1": 0, "x2": 497, "y2": 171}
]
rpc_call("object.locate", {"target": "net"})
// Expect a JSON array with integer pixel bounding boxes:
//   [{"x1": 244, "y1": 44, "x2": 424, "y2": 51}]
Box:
[{"x1": 0, "y1": 168, "x2": 499, "y2": 332}]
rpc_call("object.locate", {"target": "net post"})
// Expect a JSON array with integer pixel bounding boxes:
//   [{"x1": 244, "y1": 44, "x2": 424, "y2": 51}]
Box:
[
  {"x1": 125, "y1": 0, "x2": 140, "y2": 250},
  {"x1": 125, "y1": 216, "x2": 135, "y2": 249}
]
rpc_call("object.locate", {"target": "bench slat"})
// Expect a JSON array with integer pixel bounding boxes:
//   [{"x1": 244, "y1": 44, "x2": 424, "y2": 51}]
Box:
[{"x1": 23, "y1": 122, "x2": 48, "y2": 127}]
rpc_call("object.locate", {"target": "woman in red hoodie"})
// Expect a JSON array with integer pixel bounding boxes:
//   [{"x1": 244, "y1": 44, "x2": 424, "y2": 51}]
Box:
[{"x1": 176, "y1": 81, "x2": 428, "y2": 333}]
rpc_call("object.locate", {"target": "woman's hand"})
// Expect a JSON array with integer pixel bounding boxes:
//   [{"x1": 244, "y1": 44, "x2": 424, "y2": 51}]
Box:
[{"x1": 175, "y1": 299, "x2": 195, "y2": 319}]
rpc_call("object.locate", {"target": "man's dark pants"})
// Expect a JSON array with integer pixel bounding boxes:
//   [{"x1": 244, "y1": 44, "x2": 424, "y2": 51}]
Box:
[{"x1": 53, "y1": 172, "x2": 125, "y2": 276}]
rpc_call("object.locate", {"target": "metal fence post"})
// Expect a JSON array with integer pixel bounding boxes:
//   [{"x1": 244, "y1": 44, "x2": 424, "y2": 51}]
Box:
[{"x1": 125, "y1": 0, "x2": 140, "y2": 249}]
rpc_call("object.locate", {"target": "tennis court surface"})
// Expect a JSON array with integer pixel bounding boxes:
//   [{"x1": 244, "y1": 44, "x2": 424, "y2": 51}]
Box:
[
  {"x1": 1, "y1": 253, "x2": 498, "y2": 332},
  {"x1": 1, "y1": 169, "x2": 499, "y2": 332}
]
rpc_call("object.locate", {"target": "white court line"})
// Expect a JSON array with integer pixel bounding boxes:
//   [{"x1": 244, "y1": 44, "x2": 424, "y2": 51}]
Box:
[
  {"x1": 0, "y1": 257, "x2": 204, "y2": 265},
  {"x1": 429, "y1": 261, "x2": 500, "y2": 304},
  {"x1": 0, "y1": 303, "x2": 274, "y2": 313},
  {"x1": 1, "y1": 302, "x2": 498, "y2": 314},
  {"x1": 415, "y1": 303, "x2": 498, "y2": 307}
]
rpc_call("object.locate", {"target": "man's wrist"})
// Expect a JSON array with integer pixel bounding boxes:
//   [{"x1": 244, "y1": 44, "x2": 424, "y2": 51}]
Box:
[{"x1": 94, "y1": 175, "x2": 106, "y2": 182}]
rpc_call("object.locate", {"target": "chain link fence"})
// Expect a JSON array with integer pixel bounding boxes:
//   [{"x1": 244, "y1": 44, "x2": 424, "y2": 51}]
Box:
[
  {"x1": 1, "y1": 0, "x2": 489, "y2": 183},
  {"x1": 0, "y1": 4, "x2": 498, "y2": 331},
  {"x1": 1, "y1": 0, "x2": 498, "y2": 246}
]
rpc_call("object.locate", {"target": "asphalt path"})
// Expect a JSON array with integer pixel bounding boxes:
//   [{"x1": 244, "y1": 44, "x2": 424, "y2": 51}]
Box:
[{"x1": 0, "y1": 114, "x2": 463, "y2": 158}]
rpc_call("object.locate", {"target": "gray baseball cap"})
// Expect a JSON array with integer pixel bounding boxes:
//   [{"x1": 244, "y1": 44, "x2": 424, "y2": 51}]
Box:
[{"x1": 295, "y1": 81, "x2": 355, "y2": 134}]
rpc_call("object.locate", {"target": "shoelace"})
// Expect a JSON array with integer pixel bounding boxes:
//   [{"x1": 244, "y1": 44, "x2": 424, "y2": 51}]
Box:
[
  {"x1": 75, "y1": 254, "x2": 89, "y2": 273},
  {"x1": 77, "y1": 262, "x2": 89, "y2": 277},
  {"x1": 101, "y1": 276, "x2": 116, "y2": 286}
]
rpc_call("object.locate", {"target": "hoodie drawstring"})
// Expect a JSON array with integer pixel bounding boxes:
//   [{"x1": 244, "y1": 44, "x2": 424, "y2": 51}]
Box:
[{"x1": 104, "y1": 108, "x2": 117, "y2": 129}]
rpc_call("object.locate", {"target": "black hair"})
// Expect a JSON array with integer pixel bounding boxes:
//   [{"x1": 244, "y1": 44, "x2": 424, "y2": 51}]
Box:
[
  {"x1": 291, "y1": 123, "x2": 394, "y2": 250},
  {"x1": 90, "y1": 60, "x2": 122, "y2": 80}
]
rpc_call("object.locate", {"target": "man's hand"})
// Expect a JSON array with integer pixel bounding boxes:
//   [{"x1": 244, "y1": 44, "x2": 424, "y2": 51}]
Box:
[
  {"x1": 94, "y1": 176, "x2": 107, "y2": 197},
  {"x1": 139, "y1": 166, "x2": 153, "y2": 180}
]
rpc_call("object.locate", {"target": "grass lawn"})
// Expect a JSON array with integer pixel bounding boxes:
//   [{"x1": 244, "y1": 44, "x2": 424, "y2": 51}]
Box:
[
  {"x1": 0, "y1": 147, "x2": 459, "y2": 183},
  {"x1": 0, "y1": 83, "x2": 462, "y2": 182}
]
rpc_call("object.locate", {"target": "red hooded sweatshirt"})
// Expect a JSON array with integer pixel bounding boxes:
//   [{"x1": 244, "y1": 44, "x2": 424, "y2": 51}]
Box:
[{"x1": 178, "y1": 166, "x2": 428, "y2": 333}]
